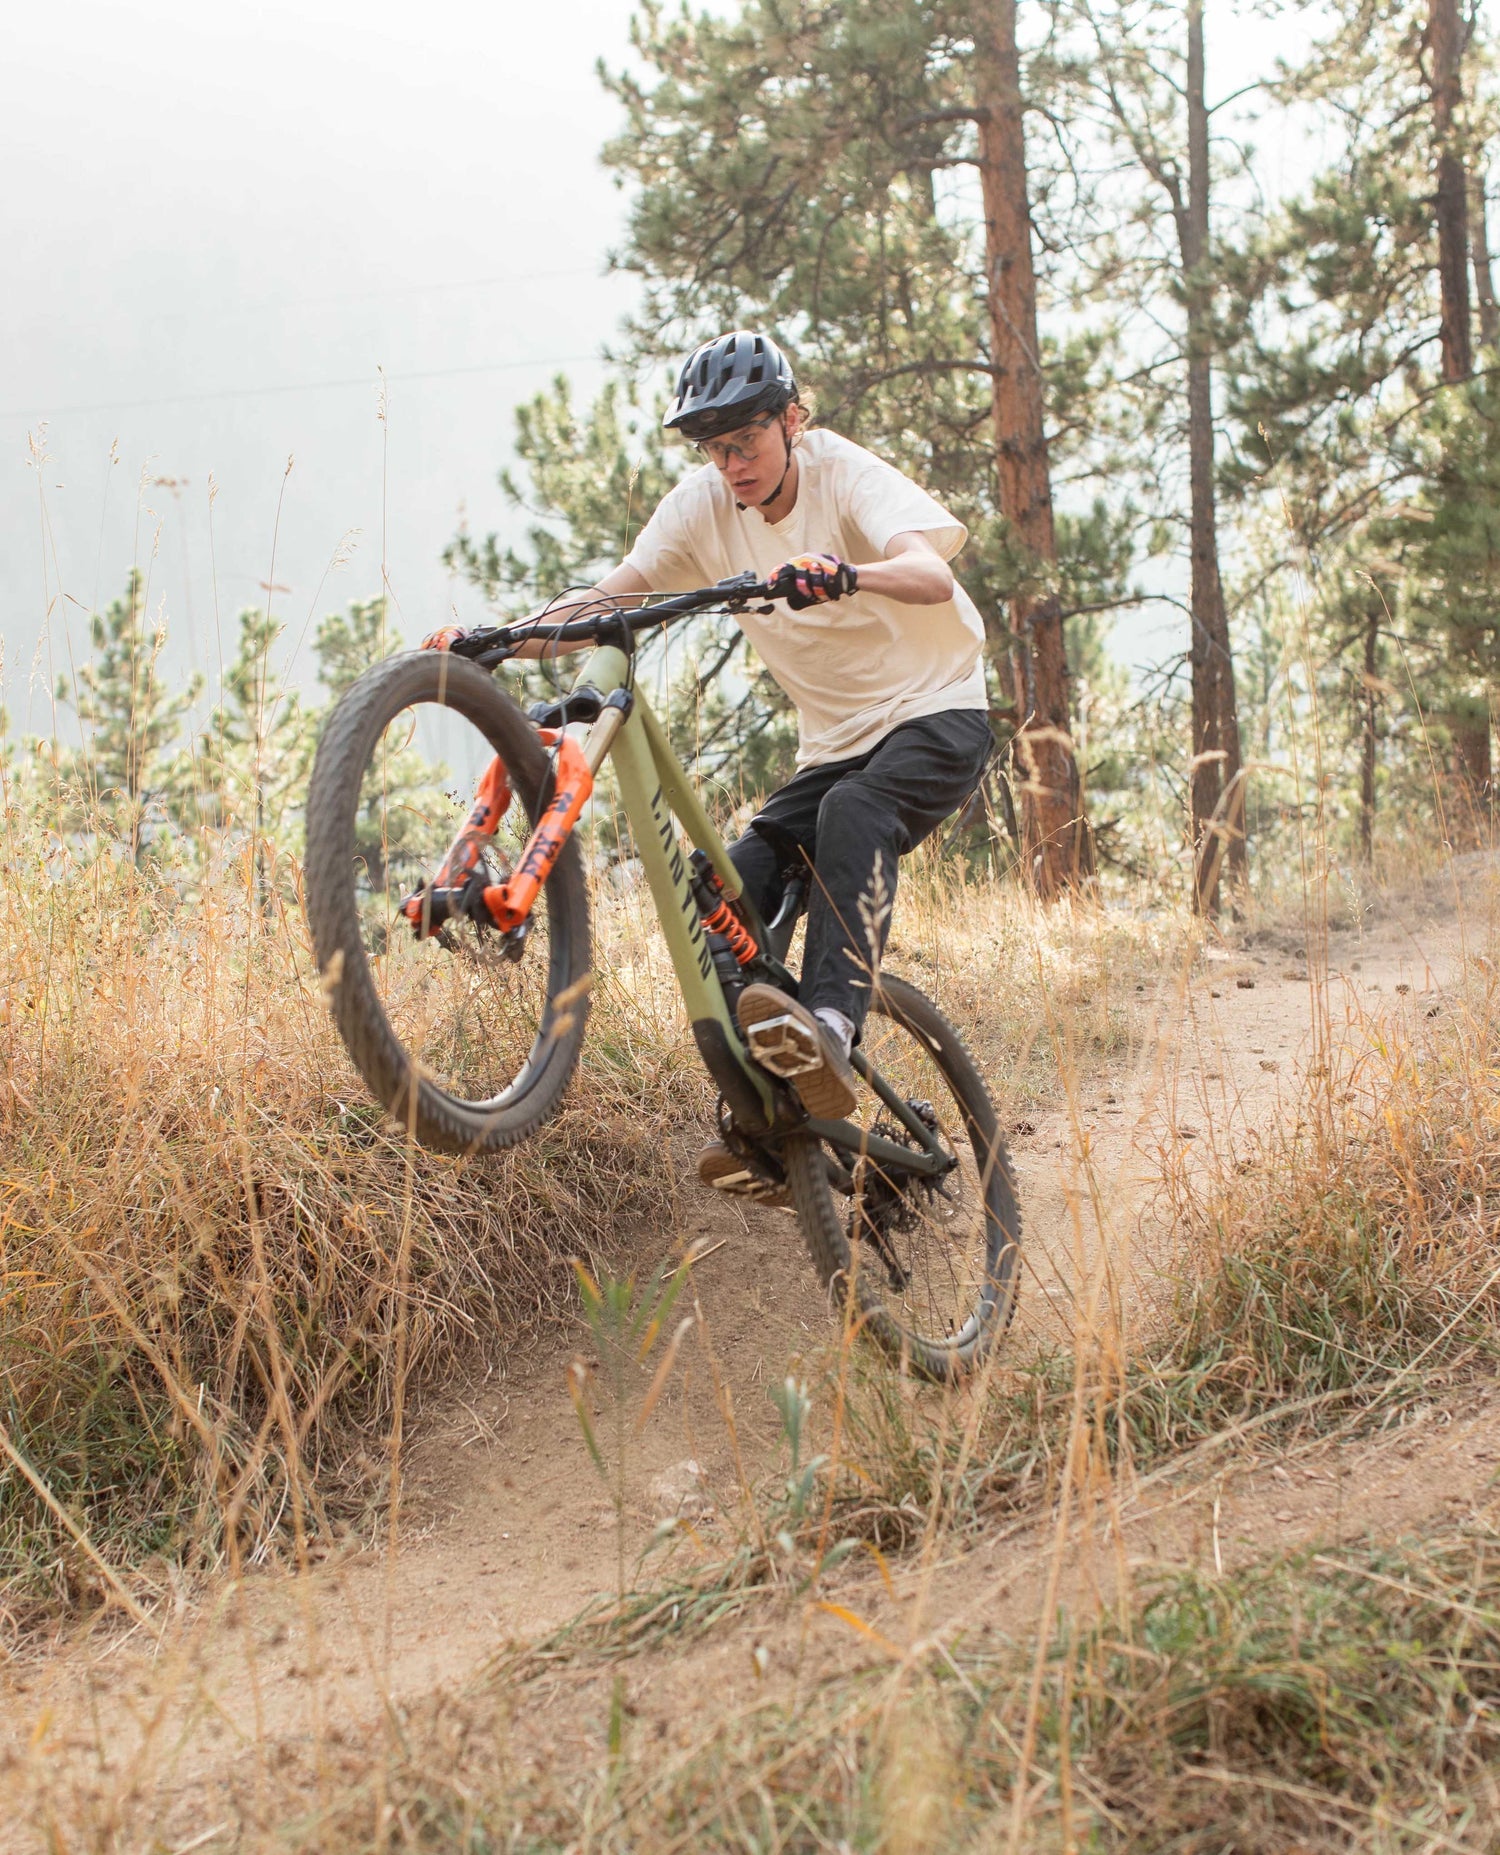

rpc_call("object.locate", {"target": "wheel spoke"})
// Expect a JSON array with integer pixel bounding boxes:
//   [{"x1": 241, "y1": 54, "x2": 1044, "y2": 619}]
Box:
[
  {"x1": 351, "y1": 702, "x2": 562, "y2": 1110},
  {"x1": 781, "y1": 977, "x2": 1019, "y2": 1378}
]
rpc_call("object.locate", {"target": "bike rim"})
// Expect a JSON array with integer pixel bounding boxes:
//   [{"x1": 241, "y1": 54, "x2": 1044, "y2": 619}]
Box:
[
  {"x1": 352, "y1": 697, "x2": 564, "y2": 1112},
  {"x1": 830, "y1": 1003, "x2": 1005, "y2": 1357}
]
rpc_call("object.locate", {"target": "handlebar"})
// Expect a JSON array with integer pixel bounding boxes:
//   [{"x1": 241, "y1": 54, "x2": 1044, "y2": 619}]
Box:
[{"x1": 452, "y1": 571, "x2": 775, "y2": 669}]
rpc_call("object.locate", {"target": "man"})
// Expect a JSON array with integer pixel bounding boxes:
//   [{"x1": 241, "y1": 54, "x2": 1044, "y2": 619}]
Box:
[{"x1": 455, "y1": 330, "x2": 993, "y2": 1193}]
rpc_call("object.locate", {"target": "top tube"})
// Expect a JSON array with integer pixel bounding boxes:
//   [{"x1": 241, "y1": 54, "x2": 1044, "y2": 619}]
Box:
[{"x1": 451, "y1": 571, "x2": 773, "y2": 668}]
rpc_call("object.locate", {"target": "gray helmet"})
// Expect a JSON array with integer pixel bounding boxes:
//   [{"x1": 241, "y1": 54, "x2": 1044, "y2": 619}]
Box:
[{"x1": 662, "y1": 330, "x2": 797, "y2": 439}]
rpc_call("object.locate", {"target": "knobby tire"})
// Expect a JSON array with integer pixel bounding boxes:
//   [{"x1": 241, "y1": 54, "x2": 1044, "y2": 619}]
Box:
[
  {"x1": 305, "y1": 652, "x2": 592, "y2": 1154},
  {"x1": 780, "y1": 974, "x2": 1021, "y2": 1382}
]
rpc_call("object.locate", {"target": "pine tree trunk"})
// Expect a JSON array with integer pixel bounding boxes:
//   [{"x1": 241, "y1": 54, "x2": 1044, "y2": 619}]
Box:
[
  {"x1": 1450, "y1": 703, "x2": 1493, "y2": 841},
  {"x1": 1430, "y1": 0, "x2": 1474, "y2": 383},
  {"x1": 1428, "y1": 0, "x2": 1489, "y2": 827},
  {"x1": 1182, "y1": 0, "x2": 1245, "y2": 916},
  {"x1": 972, "y1": 0, "x2": 1091, "y2": 898},
  {"x1": 1361, "y1": 603, "x2": 1379, "y2": 866},
  {"x1": 1472, "y1": 171, "x2": 1499, "y2": 349}
]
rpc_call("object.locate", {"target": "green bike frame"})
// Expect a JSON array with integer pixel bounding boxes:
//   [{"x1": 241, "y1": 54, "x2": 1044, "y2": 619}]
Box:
[
  {"x1": 570, "y1": 642, "x2": 947, "y2": 1178},
  {"x1": 576, "y1": 641, "x2": 777, "y2": 1133}
]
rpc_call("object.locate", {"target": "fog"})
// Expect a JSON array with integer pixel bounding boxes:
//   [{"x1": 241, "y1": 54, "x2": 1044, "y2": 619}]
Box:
[{"x1": 2, "y1": 0, "x2": 641, "y2": 739}]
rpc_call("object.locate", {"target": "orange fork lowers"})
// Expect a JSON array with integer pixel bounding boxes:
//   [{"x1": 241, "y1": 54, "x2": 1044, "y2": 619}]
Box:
[
  {"x1": 481, "y1": 734, "x2": 593, "y2": 932},
  {"x1": 435, "y1": 756, "x2": 513, "y2": 887},
  {"x1": 398, "y1": 727, "x2": 590, "y2": 939},
  {"x1": 399, "y1": 752, "x2": 515, "y2": 936}
]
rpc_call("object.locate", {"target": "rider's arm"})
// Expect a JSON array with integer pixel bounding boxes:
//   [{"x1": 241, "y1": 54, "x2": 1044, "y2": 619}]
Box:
[
  {"x1": 504, "y1": 560, "x2": 653, "y2": 660},
  {"x1": 850, "y1": 530, "x2": 955, "y2": 606}
]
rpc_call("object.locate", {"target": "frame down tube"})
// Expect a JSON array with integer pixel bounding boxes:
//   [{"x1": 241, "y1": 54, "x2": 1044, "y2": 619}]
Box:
[
  {"x1": 633, "y1": 695, "x2": 747, "y2": 903},
  {"x1": 593, "y1": 663, "x2": 775, "y2": 1134}
]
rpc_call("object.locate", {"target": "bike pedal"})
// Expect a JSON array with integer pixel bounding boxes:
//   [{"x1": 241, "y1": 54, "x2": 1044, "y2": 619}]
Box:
[
  {"x1": 707, "y1": 1164, "x2": 757, "y2": 1192},
  {"x1": 711, "y1": 1173, "x2": 790, "y2": 1207},
  {"x1": 744, "y1": 1012, "x2": 822, "y2": 1078}
]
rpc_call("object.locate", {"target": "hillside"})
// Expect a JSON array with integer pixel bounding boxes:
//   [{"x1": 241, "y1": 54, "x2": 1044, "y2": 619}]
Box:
[{"x1": 4, "y1": 853, "x2": 1496, "y2": 1851}]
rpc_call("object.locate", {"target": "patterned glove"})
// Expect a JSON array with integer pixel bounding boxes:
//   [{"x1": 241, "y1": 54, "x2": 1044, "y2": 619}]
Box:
[
  {"x1": 768, "y1": 553, "x2": 859, "y2": 612},
  {"x1": 420, "y1": 625, "x2": 468, "y2": 652}
]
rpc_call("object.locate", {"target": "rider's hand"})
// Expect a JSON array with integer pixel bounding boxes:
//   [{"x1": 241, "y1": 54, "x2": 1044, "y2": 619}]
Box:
[
  {"x1": 767, "y1": 553, "x2": 859, "y2": 612},
  {"x1": 421, "y1": 624, "x2": 468, "y2": 652}
]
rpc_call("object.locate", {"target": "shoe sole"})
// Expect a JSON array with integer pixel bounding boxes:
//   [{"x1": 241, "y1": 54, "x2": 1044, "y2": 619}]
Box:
[{"x1": 737, "y1": 990, "x2": 857, "y2": 1121}]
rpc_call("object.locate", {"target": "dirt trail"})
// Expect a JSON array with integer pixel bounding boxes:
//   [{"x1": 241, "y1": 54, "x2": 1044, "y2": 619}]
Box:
[{"x1": 0, "y1": 883, "x2": 1474, "y2": 1845}]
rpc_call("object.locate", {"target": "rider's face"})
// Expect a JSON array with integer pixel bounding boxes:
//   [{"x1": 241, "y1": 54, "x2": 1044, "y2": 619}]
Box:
[{"x1": 697, "y1": 405, "x2": 800, "y2": 505}]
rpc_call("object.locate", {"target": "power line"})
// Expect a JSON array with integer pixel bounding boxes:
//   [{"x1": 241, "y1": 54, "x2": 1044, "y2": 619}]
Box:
[
  {"x1": 2, "y1": 352, "x2": 602, "y2": 422},
  {"x1": 0, "y1": 263, "x2": 611, "y2": 345}
]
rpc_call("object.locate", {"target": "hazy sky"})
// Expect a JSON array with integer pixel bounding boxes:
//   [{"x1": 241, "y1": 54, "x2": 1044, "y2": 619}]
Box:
[
  {"x1": 4, "y1": 1, "x2": 1314, "y2": 742},
  {"x1": 3, "y1": 0, "x2": 642, "y2": 739}
]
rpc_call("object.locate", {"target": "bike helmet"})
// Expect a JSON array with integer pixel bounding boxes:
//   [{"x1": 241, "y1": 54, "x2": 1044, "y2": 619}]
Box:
[{"x1": 662, "y1": 330, "x2": 797, "y2": 439}]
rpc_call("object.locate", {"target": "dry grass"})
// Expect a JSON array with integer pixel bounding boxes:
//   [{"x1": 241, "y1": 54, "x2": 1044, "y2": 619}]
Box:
[
  {"x1": 0, "y1": 787, "x2": 1182, "y2": 1642},
  {"x1": 161, "y1": 934, "x2": 1500, "y2": 1854},
  {"x1": 1154, "y1": 954, "x2": 1500, "y2": 1435},
  {"x1": 886, "y1": 833, "x2": 1187, "y2": 1115},
  {"x1": 16, "y1": 750, "x2": 1500, "y2": 1850},
  {"x1": 0, "y1": 809, "x2": 707, "y2": 1635},
  {"x1": 851, "y1": 947, "x2": 1500, "y2": 1553},
  {"x1": 157, "y1": 1509, "x2": 1500, "y2": 1852}
]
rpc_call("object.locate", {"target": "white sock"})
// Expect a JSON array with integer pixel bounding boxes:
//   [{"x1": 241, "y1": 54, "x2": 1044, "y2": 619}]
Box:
[{"x1": 813, "y1": 1007, "x2": 855, "y2": 1059}]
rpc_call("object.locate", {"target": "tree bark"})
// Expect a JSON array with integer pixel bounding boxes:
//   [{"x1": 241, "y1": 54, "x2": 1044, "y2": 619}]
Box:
[
  {"x1": 1472, "y1": 170, "x2": 1499, "y2": 349},
  {"x1": 1430, "y1": 0, "x2": 1474, "y2": 383},
  {"x1": 1428, "y1": 0, "x2": 1489, "y2": 824},
  {"x1": 1181, "y1": 0, "x2": 1246, "y2": 915},
  {"x1": 1360, "y1": 603, "x2": 1379, "y2": 866},
  {"x1": 972, "y1": 0, "x2": 1091, "y2": 898}
]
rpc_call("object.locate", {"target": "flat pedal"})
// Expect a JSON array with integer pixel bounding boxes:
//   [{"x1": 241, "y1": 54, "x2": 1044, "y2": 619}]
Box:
[
  {"x1": 744, "y1": 1011, "x2": 822, "y2": 1078},
  {"x1": 707, "y1": 1167, "x2": 788, "y2": 1206},
  {"x1": 699, "y1": 1140, "x2": 792, "y2": 1210}
]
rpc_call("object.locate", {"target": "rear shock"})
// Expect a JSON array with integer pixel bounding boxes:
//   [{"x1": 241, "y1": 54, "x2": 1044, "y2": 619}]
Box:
[{"x1": 689, "y1": 849, "x2": 758, "y2": 1009}]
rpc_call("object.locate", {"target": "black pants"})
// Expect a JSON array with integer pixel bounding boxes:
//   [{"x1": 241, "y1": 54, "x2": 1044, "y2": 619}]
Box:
[{"x1": 728, "y1": 708, "x2": 992, "y2": 1033}]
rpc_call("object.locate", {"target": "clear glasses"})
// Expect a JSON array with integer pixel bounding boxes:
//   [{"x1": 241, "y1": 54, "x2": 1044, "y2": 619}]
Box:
[{"x1": 693, "y1": 412, "x2": 782, "y2": 467}]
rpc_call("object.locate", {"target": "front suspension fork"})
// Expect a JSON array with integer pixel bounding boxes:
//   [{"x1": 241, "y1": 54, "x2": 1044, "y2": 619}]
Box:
[{"x1": 400, "y1": 693, "x2": 631, "y2": 940}]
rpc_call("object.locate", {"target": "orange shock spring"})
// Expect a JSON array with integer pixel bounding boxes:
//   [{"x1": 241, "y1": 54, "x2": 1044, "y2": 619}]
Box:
[{"x1": 702, "y1": 897, "x2": 758, "y2": 965}]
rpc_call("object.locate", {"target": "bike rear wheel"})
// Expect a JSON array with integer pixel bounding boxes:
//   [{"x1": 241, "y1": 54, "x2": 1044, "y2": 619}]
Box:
[
  {"x1": 781, "y1": 974, "x2": 1020, "y2": 1382},
  {"x1": 304, "y1": 652, "x2": 591, "y2": 1154}
]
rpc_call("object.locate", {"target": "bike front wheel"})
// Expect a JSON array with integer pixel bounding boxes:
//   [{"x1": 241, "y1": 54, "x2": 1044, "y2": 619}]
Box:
[
  {"x1": 781, "y1": 974, "x2": 1020, "y2": 1382},
  {"x1": 304, "y1": 652, "x2": 592, "y2": 1154}
]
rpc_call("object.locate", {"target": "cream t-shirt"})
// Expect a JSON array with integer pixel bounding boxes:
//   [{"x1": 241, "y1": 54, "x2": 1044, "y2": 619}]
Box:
[{"x1": 623, "y1": 428, "x2": 989, "y2": 766}]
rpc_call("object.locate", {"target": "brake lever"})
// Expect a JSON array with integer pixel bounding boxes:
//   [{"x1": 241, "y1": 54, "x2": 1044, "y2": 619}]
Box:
[{"x1": 450, "y1": 626, "x2": 518, "y2": 667}]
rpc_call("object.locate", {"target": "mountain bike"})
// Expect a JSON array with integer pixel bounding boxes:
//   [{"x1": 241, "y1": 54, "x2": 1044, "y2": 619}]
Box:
[{"x1": 304, "y1": 573, "x2": 1021, "y2": 1381}]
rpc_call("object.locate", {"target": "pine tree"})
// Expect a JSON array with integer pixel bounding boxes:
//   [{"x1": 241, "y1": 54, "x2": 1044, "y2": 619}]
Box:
[
  {"x1": 1225, "y1": 0, "x2": 1496, "y2": 850},
  {"x1": 1073, "y1": 0, "x2": 1248, "y2": 913},
  {"x1": 971, "y1": 0, "x2": 1094, "y2": 892},
  {"x1": 585, "y1": 0, "x2": 1136, "y2": 892},
  {"x1": 313, "y1": 598, "x2": 445, "y2": 885},
  {"x1": 445, "y1": 376, "x2": 680, "y2": 604},
  {"x1": 313, "y1": 596, "x2": 393, "y2": 701},
  {"x1": 191, "y1": 607, "x2": 314, "y2": 882},
  {"x1": 54, "y1": 569, "x2": 201, "y2": 861}
]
